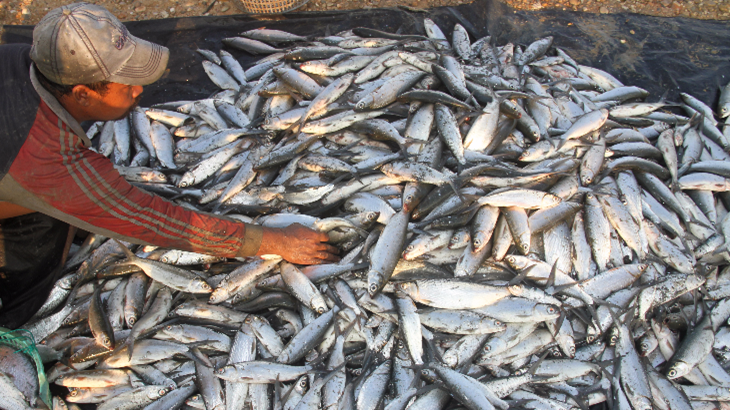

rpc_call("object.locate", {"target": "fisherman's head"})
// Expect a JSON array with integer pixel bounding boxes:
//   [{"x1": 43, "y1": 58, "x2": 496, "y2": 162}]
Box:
[{"x1": 30, "y1": 2, "x2": 169, "y2": 121}]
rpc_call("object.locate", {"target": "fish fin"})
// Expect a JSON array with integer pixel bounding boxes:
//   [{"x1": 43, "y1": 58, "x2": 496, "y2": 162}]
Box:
[
  {"x1": 527, "y1": 349, "x2": 551, "y2": 375},
  {"x1": 113, "y1": 240, "x2": 137, "y2": 262},
  {"x1": 545, "y1": 259, "x2": 559, "y2": 289},
  {"x1": 508, "y1": 265, "x2": 533, "y2": 286},
  {"x1": 423, "y1": 336, "x2": 444, "y2": 365},
  {"x1": 124, "y1": 337, "x2": 135, "y2": 362},
  {"x1": 183, "y1": 345, "x2": 215, "y2": 368}
]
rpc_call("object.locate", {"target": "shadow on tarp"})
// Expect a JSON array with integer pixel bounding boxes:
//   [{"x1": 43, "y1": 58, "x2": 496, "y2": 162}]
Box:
[{"x1": 2, "y1": 0, "x2": 730, "y2": 110}]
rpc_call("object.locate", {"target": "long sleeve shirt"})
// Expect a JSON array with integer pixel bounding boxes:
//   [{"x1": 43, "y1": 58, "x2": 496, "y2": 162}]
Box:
[{"x1": 0, "y1": 44, "x2": 263, "y2": 258}]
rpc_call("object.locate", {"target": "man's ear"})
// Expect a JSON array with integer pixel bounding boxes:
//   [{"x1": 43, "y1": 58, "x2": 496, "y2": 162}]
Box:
[{"x1": 70, "y1": 85, "x2": 93, "y2": 107}]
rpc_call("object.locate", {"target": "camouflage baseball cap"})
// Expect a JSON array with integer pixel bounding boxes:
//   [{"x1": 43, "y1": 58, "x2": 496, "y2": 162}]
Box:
[{"x1": 30, "y1": 2, "x2": 169, "y2": 86}]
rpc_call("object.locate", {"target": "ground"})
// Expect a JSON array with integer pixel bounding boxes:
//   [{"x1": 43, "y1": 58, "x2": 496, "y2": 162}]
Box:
[{"x1": 0, "y1": 0, "x2": 727, "y2": 32}]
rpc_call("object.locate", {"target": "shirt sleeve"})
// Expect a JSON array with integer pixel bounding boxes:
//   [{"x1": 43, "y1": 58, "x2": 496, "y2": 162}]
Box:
[{"x1": 7, "y1": 101, "x2": 263, "y2": 258}]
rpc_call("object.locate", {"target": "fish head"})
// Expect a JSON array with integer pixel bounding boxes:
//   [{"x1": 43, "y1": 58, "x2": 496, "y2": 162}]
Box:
[
  {"x1": 608, "y1": 327, "x2": 620, "y2": 346},
  {"x1": 580, "y1": 172, "x2": 594, "y2": 185},
  {"x1": 536, "y1": 304, "x2": 560, "y2": 319},
  {"x1": 393, "y1": 281, "x2": 416, "y2": 298},
  {"x1": 208, "y1": 288, "x2": 228, "y2": 304},
  {"x1": 192, "y1": 278, "x2": 212, "y2": 294},
  {"x1": 364, "y1": 211, "x2": 379, "y2": 223},
  {"x1": 355, "y1": 97, "x2": 373, "y2": 111},
  {"x1": 162, "y1": 324, "x2": 182, "y2": 336},
  {"x1": 482, "y1": 338, "x2": 505, "y2": 356},
  {"x1": 472, "y1": 236, "x2": 485, "y2": 251},
  {"x1": 504, "y1": 255, "x2": 520, "y2": 269},
  {"x1": 151, "y1": 387, "x2": 170, "y2": 399},
  {"x1": 187, "y1": 395, "x2": 205, "y2": 406},
  {"x1": 638, "y1": 338, "x2": 655, "y2": 357},
  {"x1": 367, "y1": 271, "x2": 384, "y2": 297},
  {"x1": 100, "y1": 334, "x2": 114, "y2": 350},
  {"x1": 214, "y1": 366, "x2": 234, "y2": 380},
  {"x1": 518, "y1": 242, "x2": 530, "y2": 255},
  {"x1": 420, "y1": 368, "x2": 438, "y2": 383},
  {"x1": 177, "y1": 177, "x2": 191, "y2": 188},
  {"x1": 295, "y1": 375, "x2": 309, "y2": 393},
  {"x1": 67, "y1": 389, "x2": 82, "y2": 400},
  {"x1": 558, "y1": 338, "x2": 576, "y2": 358},
  {"x1": 312, "y1": 300, "x2": 328, "y2": 315},
  {"x1": 666, "y1": 361, "x2": 691, "y2": 380},
  {"x1": 585, "y1": 328, "x2": 599, "y2": 344},
  {"x1": 403, "y1": 245, "x2": 415, "y2": 257}
]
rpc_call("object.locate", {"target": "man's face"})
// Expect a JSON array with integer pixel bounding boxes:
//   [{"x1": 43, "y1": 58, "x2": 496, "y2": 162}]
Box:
[{"x1": 82, "y1": 82, "x2": 143, "y2": 121}]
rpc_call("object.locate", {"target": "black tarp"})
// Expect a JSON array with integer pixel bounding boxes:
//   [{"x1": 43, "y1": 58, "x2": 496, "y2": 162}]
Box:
[{"x1": 3, "y1": 0, "x2": 730, "y2": 110}]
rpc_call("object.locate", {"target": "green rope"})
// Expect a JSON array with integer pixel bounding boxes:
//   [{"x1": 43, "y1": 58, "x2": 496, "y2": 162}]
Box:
[{"x1": 0, "y1": 327, "x2": 52, "y2": 408}]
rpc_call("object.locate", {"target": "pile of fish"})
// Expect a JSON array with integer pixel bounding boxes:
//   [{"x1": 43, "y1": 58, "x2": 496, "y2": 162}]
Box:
[{"x1": 6, "y1": 16, "x2": 730, "y2": 410}]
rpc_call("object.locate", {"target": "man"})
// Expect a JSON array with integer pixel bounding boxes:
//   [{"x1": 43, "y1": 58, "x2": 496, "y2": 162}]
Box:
[{"x1": 0, "y1": 3, "x2": 338, "y2": 327}]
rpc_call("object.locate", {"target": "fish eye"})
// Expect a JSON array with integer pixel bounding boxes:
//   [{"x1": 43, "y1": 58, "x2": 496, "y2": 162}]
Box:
[
  {"x1": 668, "y1": 369, "x2": 677, "y2": 378},
  {"x1": 159, "y1": 389, "x2": 167, "y2": 395},
  {"x1": 369, "y1": 284, "x2": 378, "y2": 292}
]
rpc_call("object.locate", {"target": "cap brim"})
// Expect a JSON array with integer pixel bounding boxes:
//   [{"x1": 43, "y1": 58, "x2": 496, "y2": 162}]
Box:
[{"x1": 108, "y1": 36, "x2": 169, "y2": 86}]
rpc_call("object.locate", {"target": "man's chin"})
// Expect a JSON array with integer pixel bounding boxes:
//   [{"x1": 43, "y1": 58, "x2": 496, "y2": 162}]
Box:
[{"x1": 112, "y1": 96, "x2": 142, "y2": 121}]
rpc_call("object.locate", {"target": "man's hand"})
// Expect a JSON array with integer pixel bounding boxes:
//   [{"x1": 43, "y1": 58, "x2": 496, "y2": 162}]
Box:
[{"x1": 256, "y1": 223, "x2": 340, "y2": 265}]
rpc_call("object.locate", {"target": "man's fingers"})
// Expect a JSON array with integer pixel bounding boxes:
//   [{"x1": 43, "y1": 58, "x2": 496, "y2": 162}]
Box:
[
  {"x1": 317, "y1": 231, "x2": 330, "y2": 242},
  {"x1": 301, "y1": 257, "x2": 323, "y2": 265},
  {"x1": 319, "y1": 243, "x2": 340, "y2": 254},
  {"x1": 318, "y1": 252, "x2": 341, "y2": 262}
]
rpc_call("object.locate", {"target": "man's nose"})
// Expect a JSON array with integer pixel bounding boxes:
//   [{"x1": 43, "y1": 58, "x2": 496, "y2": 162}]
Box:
[{"x1": 132, "y1": 85, "x2": 144, "y2": 99}]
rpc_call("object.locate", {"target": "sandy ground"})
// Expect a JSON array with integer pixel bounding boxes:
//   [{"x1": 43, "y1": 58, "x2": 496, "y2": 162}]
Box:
[{"x1": 0, "y1": 0, "x2": 727, "y2": 32}]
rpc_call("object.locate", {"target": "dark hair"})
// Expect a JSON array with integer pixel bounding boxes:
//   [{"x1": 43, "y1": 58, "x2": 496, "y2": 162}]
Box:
[{"x1": 35, "y1": 69, "x2": 111, "y2": 100}]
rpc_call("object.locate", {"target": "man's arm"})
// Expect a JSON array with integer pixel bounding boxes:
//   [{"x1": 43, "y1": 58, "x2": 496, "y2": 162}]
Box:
[{"x1": 4, "y1": 102, "x2": 337, "y2": 263}]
